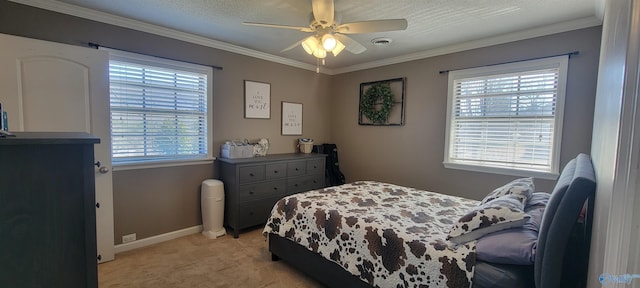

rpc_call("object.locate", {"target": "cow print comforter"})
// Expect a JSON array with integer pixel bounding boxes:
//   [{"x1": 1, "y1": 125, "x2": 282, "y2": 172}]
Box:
[{"x1": 263, "y1": 181, "x2": 480, "y2": 288}]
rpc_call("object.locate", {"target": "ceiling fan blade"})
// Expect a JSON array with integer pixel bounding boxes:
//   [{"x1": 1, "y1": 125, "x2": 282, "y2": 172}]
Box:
[
  {"x1": 334, "y1": 34, "x2": 366, "y2": 54},
  {"x1": 281, "y1": 36, "x2": 311, "y2": 53},
  {"x1": 335, "y1": 19, "x2": 408, "y2": 34},
  {"x1": 243, "y1": 22, "x2": 314, "y2": 32},
  {"x1": 312, "y1": 0, "x2": 334, "y2": 27}
]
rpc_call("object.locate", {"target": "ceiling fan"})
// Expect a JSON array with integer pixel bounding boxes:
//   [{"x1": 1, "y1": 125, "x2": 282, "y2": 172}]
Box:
[{"x1": 243, "y1": 0, "x2": 408, "y2": 61}]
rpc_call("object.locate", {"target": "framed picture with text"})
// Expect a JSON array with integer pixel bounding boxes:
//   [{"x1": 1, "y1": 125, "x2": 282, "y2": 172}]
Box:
[
  {"x1": 281, "y1": 102, "x2": 302, "y2": 135},
  {"x1": 244, "y1": 80, "x2": 270, "y2": 119}
]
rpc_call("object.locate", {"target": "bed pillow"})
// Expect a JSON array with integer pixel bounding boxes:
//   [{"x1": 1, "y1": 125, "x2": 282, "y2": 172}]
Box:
[
  {"x1": 447, "y1": 194, "x2": 530, "y2": 244},
  {"x1": 481, "y1": 177, "x2": 535, "y2": 206},
  {"x1": 526, "y1": 192, "x2": 551, "y2": 208},
  {"x1": 475, "y1": 194, "x2": 548, "y2": 265}
]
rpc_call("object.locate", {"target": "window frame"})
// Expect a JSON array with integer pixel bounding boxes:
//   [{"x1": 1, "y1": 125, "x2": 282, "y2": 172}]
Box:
[
  {"x1": 443, "y1": 56, "x2": 569, "y2": 180},
  {"x1": 103, "y1": 48, "x2": 214, "y2": 170}
]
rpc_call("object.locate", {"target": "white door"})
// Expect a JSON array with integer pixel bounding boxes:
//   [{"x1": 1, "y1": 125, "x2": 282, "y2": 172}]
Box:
[{"x1": 0, "y1": 33, "x2": 115, "y2": 262}]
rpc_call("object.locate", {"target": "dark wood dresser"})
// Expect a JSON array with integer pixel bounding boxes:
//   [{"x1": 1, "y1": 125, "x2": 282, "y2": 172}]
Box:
[
  {"x1": 0, "y1": 132, "x2": 99, "y2": 288},
  {"x1": 217, "y1": 153, "x2": 326, "y2": 237}
]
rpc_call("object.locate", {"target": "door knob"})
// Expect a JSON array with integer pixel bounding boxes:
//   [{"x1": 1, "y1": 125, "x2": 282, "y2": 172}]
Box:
[{"x1": 99, "y1": 166, "x2": 109, "y2": 174}]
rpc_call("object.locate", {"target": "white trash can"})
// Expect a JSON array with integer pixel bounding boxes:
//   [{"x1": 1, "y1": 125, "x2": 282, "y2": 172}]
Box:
[{"x1": 201, "y1": 179, "x2": 226, "y2": 239}]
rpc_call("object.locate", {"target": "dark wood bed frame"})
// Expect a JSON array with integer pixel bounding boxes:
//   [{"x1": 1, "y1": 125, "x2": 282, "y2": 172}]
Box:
[
  {"x1": 268, "y1": 154, "x2": 596, "y2": 288},
  {"x1": 269, "y1": 233, "x2": 370, "y2": 288}
]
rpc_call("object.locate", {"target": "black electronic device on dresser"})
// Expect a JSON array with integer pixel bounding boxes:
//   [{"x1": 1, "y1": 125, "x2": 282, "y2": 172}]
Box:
[
  {"x1": 217, "y1": 153, "x2": 326, "y2": 238},
  {"x1": 0, "y1": 132, "x2": 100, "y2": 288}
]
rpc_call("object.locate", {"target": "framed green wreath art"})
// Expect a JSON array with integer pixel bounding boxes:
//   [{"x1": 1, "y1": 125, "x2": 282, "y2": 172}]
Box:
[{"x1": 359, "y1": 78, "x2": 405, "y2": 125}]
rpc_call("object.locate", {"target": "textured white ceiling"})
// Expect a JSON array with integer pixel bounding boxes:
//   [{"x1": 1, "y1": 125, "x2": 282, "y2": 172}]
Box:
[{"x1": 17, "y1": 0, "x2": 604, "y2": 73}]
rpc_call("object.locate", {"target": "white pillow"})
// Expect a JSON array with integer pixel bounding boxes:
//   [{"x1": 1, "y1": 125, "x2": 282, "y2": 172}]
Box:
[
  {"x1": 448, "y1": 194, "x2": 530, "y2": 244},
  {"x1": 481, "y1": 177, "x2": 535, "y2": 206}
]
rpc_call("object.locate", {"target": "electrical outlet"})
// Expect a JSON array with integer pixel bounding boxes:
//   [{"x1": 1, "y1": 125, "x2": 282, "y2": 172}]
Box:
[{"x1": 122, "y1": 233, "x2": 136, "y2": 243}]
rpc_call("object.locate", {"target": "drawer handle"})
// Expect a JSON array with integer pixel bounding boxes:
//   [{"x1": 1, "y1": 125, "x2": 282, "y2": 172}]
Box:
[
  {"x1": 313, "y1": 180, "x2": 317, "y2": 183},
  {"x1": 273, "y1": 187, "x2": 278, "y2": 190},
  {"x1": 313, "y1": 165, "x2": 317, "y2": 168},
  {"x1": 249, "y1": 173, "x2": 254, "y2": 176},
  {"x1": 249, "y1": 191, "x2": 254, "y2": 195},
  {"x1": 295, "y1": 168, "x2": 299, "y2": 171},
  {"x1": 294, "y1": 184, "x2": 298, "y2": 187},
  {"x1": 274, "y1": 170, "x2": 278, "y2": 174}
]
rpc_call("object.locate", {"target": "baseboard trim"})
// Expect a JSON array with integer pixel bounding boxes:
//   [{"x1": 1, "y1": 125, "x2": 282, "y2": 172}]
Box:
[{"x1": 114, "y1": 225, "x2": 202, "y2": 254}]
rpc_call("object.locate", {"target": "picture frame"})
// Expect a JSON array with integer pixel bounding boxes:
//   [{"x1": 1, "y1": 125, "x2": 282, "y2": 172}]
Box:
[
  {"x1": 244, "y1": 80, "x2": 271, "y2": 119},
  {"x1": 281, "y1": 102, "x2": 302, "y2": 135},
  {"x1": 359, "y1": 77, "x2": 406, "y2": 126}
]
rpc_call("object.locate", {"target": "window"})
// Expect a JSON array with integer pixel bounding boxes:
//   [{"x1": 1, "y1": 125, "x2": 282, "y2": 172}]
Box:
[
  {"x1": 444, "y1": 56, "x2": 568, "y2": 179},
  {"x1": 106, "y1": 49, "x2": 213, "y2": 167}
]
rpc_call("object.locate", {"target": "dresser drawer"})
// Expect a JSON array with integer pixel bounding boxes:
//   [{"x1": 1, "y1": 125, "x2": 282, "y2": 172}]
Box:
[
  {"x1": 238, "y1": 180, "x2": 286, "y2": 202},
  {"x1": 287, "y1": 161, "x2": 306, "y2": 176},
  {"x1": 306, "y1": 159, "x2": 324, "y2": 175},
  {"x1": 287, "y1": 174, "x2": 324, "y2": 194},
  {"x1": 239, "y1": 165, "x2": 265, "y2": 183},
  {"x1": 238, "y1": 196, "x2": 281, "y2": 228},
  {"x1": 266, "y1": 163, "x2": 286, "y2": 179}
]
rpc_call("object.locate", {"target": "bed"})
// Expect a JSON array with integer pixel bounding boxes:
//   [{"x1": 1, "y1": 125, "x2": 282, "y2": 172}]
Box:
[{"x1": 263, "y1": 153, "x2": 596, "y2": 288}]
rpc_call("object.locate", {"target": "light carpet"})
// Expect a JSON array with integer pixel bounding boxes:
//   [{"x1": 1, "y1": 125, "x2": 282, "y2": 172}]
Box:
[{"x1": 98, "y1": 227, "x2": 323, "y2": 288}]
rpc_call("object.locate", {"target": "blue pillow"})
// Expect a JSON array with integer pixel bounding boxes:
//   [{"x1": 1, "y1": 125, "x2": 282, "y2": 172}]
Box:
[{"x1": 475, "y1": 192, "x2": 550, "y2": 265}]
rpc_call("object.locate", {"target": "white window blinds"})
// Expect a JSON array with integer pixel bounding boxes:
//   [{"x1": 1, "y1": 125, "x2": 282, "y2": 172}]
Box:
[
  {"x1": 444, "y1": 56, "x2": 568, "y2": 177},
  {"x1": 107, "y1": 52, "x2": 211, "y2": 165}
]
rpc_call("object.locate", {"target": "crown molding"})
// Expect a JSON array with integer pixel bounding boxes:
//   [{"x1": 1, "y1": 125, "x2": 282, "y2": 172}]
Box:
[
  {"x1": 9, "y1": 0, "x2": 320, "y2": 72},
  {"x1": 11, "y1": 0, "x2": 602, "y2": 76}
]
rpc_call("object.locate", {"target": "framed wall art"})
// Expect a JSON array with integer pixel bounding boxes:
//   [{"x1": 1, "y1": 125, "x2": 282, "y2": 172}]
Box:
[
  {"x1": 359, "y1": 77, "x2": 406, "y2": 126},
  {"x1": 244, "y1": 80, "x2": 270, "y2": 119},
  {"x1": 281, "y1": 101, "x2": 302, "y2": 135}
]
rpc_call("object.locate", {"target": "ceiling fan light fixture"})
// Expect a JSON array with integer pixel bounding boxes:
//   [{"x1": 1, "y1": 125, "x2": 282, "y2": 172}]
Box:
[
  {"x1": 313, "y1": 46, "x2": 327, "y2": 58},
  {"x1": 321, "y1": 34, "x2": 337, "y2": 51},
  {"x1": 332, "y1": 40, "x2": 345, "y2": 56},
  {"x1": 301, "y1": 36, "x2": 319, "y2": 55}
]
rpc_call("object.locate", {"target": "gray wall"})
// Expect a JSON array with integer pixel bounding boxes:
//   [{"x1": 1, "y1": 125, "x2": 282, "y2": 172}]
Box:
[
  {"x1": 0, "y1": 1, "x2": 332, "y2": 244},
  {"x1": 0, "y1": 1, "x2": 601, "y2": 245},
  {"x1": 330, "y1": 27, "x2": 602, "y2": 200}
]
